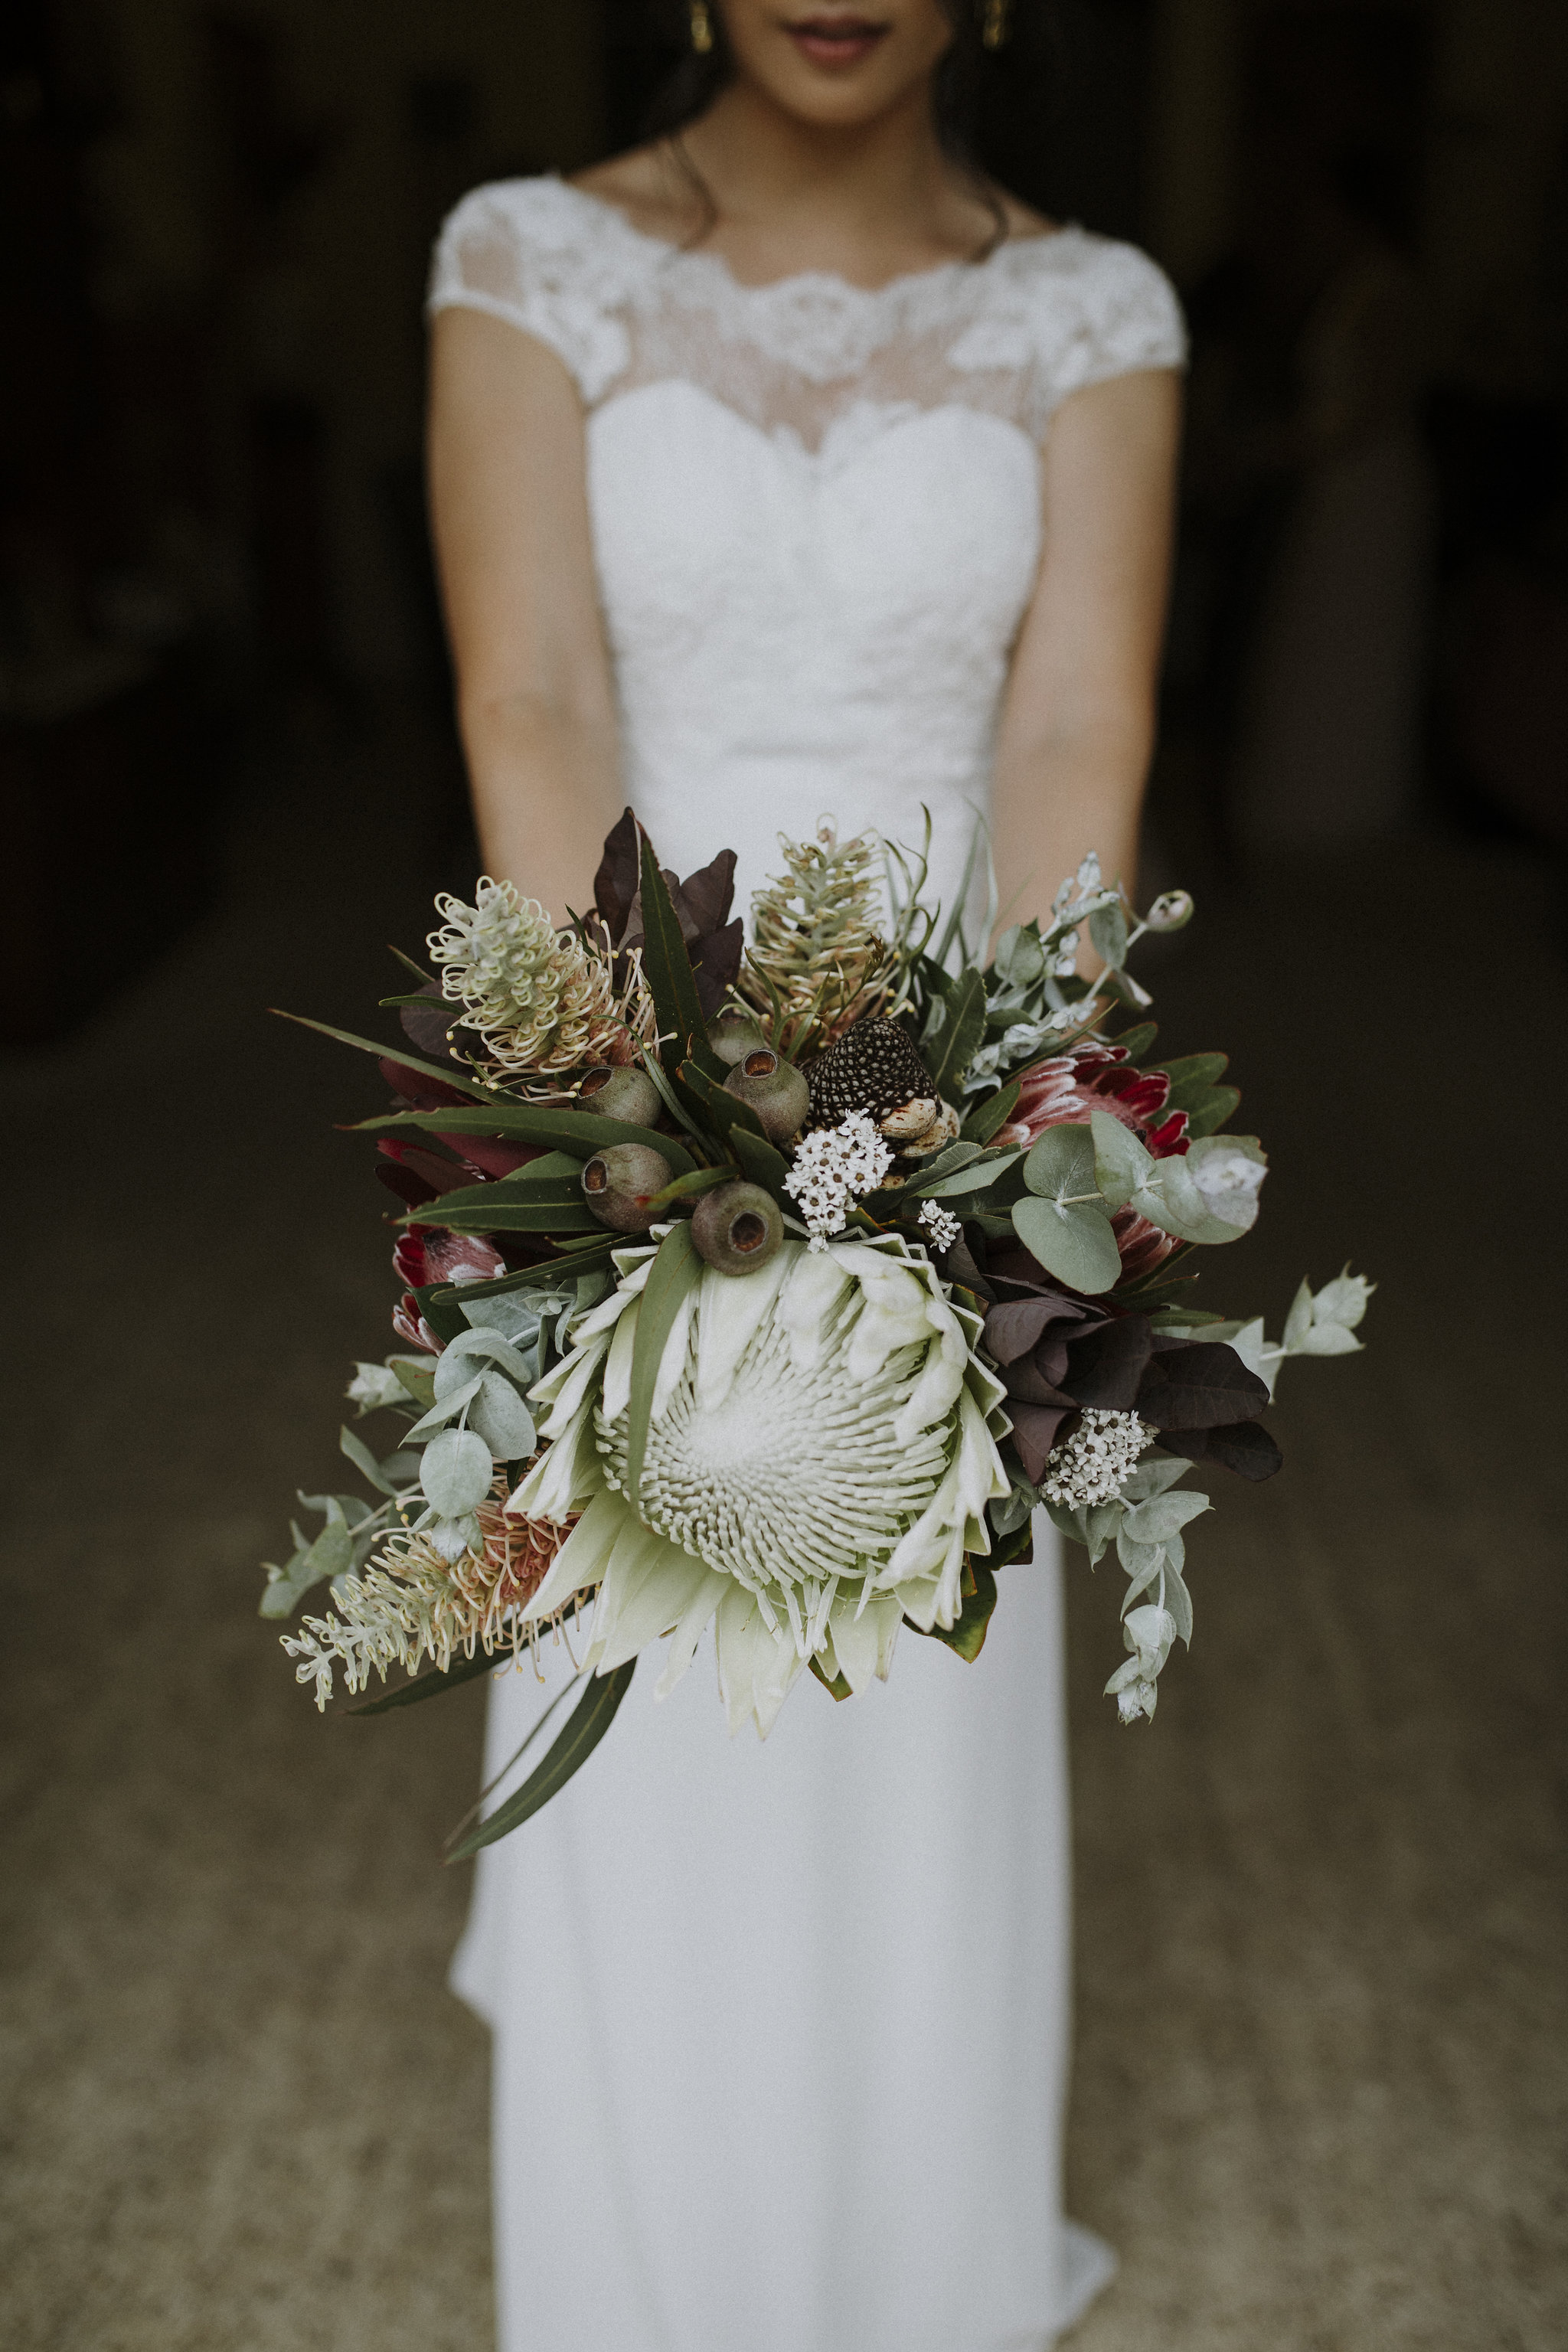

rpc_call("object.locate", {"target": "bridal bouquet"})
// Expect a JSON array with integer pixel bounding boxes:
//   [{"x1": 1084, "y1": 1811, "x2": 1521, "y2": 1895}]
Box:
[{"x1": 263, "y1": 812, "x2": 1370, "y2": 1853}]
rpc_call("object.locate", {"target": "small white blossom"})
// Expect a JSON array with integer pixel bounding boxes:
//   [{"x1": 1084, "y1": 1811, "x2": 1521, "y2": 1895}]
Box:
[
  {"x1": 917, "y1": 1200, "x2": 962, "y2": 1253},
  {"x1": 783, "y1": 1112, "x2": 893, "y2": 1250},
  {"x1": 1040, "y1": 1409, "x2": 1150, "y2": 1508}
]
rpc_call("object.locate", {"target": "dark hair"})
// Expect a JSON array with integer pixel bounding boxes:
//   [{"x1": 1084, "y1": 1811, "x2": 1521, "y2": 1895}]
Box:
[{"x1": 634, "y1": 1, "x2": 1059, "y2": 252}]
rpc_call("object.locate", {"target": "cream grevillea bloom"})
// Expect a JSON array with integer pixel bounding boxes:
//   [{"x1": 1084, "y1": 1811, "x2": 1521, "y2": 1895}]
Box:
[{"x1": 508, "y1": 1230, "x2": 1011, "y2": 1736}]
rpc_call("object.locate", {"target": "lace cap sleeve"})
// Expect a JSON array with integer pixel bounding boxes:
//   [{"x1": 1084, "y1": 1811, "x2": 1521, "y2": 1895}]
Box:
[
  {"x1": 952, "y1": 230, "x2": 1187, "y2": 436},
  {"x1": 427, "y1": 178, "x2": 641, "y2": 403}
]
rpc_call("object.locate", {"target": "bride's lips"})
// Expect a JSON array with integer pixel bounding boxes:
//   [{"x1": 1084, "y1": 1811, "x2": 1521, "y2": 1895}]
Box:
[{"x1": 783, "y1": 14, "x2": 891, "y2": 70}]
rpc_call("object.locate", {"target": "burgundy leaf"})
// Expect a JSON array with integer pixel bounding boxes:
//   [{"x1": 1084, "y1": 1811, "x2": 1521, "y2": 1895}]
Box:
[
  {"x1": 432, "y1": 1130, "x2": 545, "y2": 1180},
  {"x1": 377, "y1": 1056, "x2": 472, "y2": 1112},
  {"x1": 376, "y1": 1161, "x2": 439, "y2": 1210}
]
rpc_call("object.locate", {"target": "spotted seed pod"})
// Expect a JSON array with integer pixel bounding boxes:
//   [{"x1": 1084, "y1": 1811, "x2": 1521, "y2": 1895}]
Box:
[{"x1": 805, "y1": 1015, "x2": 935, "y2": 1130}]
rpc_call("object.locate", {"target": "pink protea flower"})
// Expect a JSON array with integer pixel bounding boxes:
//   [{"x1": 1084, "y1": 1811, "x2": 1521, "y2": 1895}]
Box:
[
  {"x1": 997, "y1": 1049, "x2": 1181, "y2": 1152},
  {"x1": 390, "y1": 1229, "x2": 507, "y2": 1353},
  {"x1": 993, "y1": 1050, "x2": 1188, "y2": 1287}
]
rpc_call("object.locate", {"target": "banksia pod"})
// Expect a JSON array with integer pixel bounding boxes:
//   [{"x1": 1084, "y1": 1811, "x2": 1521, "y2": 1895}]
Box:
[
  {"x1": 427, "y1": 879, "x2": 652, "y2": 1092},
  {"x1": 740, "y1": 821, "x2": 888, "y2": 1057}
]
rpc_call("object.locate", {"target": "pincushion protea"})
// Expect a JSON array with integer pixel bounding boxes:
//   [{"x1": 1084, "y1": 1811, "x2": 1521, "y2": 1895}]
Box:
[{"x1": 506, "y1": 1230, "x2": 1011, "y2": 1736}]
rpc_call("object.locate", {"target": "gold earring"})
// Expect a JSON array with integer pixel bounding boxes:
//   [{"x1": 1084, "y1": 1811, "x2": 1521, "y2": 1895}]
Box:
[
  {"x1": 982, "y1": 0, "x2": 1011, "y2": 49},
  {"x1": 690, "y1": 0, "x2": 714, "y2": 54}
]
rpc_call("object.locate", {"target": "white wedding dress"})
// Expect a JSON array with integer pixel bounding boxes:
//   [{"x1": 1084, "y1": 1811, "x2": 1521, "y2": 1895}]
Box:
[{"x1": 430, "y1": 177, "x2": 1184, "y2": 2352}]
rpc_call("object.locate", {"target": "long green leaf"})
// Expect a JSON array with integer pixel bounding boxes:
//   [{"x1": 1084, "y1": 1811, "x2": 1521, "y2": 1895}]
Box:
[
  {"x1": 270, "y1": 1010, "x2": 499, "y2": 1101},
  {"x1": 923, "y1": 967, "x2": 987, "y2": 1100},
  {"x1": 727, "y1": 1125, "x2": 791, "y2": 1197},
  {"x1": 447, "y1": 1660, "x2": 637, "y2": 1855},
  {"x1": 1158, "y1": 1053, "x2": 1229, "y2": 1110},
  {"x1": 639, "y1": 832, "x2": 707, "y2": 1075},
  {"x1": 349, "y1": 1641, "x2": 514, "y2": 1715},
  {"x1": 1185, "y1": 1086, "x2": 1241, "y2": 1138},
  {"x1": 625, "y1": 1221, "x2": 703, "y2": 1502},
  {"x1": 358, "y1": 1104, "x2": 694, "y2": 1174},
  {"x1": 906, "y1": 1560, "x2": 998, "y2": 1661},
  {"x1": 640, "y1": 1165, "x2": 737, "y2": 1212},
  {"x1": 414, "y1": 1200, "x2": 602, "y2": 1235},
  {"x1": 960, "y1": 1080, "x2": 1021, "y2": 1145}
]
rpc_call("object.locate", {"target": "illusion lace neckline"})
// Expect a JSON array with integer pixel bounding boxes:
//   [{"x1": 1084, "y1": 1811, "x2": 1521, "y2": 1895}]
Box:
[{"x1": 554, "y1": 174, "x2": 1071, "y2": 305}]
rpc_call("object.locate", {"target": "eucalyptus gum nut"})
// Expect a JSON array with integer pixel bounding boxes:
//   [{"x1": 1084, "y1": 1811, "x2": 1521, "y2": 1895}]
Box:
[
  {"x1": 707, "y1": 1008, "x2": 768, "y2": 1067},
  {"x1": 580, "y1": 1142, "x2": 674, "y2": 1232},
  {"x1": 578, "y1": 1065, "x2": 662, "y2": 1126},
  {"x1": 691, "y1": 1181, "x2": 784, "y2": 1276},
  {"x1": 723, "y1": 1047, "x2": 810, "y2": 1143}
]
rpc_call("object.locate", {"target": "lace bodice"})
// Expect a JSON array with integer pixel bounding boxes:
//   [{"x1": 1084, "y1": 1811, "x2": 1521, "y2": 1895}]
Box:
[{"x1": 430, "y1": 177, "x2": 1184, "y2": 925}]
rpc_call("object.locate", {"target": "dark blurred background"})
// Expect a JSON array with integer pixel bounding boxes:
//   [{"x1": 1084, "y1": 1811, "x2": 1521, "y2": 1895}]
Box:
[
  {"x1": 2, "y1": 6, "x2": 1564, "y2": 2349},
  {"x1": 4, "y1": 0, "x2": 1565, "y2": 1039}
]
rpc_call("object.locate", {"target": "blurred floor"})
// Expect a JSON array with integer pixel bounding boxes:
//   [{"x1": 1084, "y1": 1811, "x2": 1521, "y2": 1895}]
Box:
[{"x1": 1, "y1": 709, "x2": 1564, "y2": 2351}]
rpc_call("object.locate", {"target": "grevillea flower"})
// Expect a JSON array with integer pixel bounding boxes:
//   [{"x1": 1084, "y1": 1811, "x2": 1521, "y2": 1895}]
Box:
[
  {"x1": 427, "y1": 877, "x2": 648, "y2": 1086},
  {"x1": 506, "y1": 1230, "x2": 1011, "y2": 1736},
  {"x1": 283, "y1": 1478, "x2": 578, "y2": 1708}
]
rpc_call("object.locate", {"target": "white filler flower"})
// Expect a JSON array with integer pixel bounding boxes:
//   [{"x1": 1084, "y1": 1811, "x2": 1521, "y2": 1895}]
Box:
[
  {"x1": 782, "y1": 1112, "x2": 893, "y2": 1247},
  {"x1": 508, "y1": 1231, "x2": 1011, "y2": 1736}
]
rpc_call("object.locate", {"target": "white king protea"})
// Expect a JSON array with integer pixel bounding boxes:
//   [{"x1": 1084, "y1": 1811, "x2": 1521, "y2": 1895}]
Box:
[{"x1": 508, "y1": 1231, "x2": 1011, "y2": 1736}]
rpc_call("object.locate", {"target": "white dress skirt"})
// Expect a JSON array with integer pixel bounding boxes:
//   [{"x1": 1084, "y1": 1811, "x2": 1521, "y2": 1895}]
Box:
[
  {"x1": 451, "y1": 1513, "x2": 1115, "y2": 2352},
  {"x1": 430, "y1": 173, "x2": 1187, "y2": 2352}
]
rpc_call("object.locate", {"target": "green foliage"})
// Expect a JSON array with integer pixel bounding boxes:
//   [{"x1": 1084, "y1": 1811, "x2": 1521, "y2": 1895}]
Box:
[
  {"x1": 624, "y1": 1221, "x2": 704, "y2": 1503},
  {"x1": 447, "y1": 1661, "x2": 638, "y2": 1858},
  {"x1": 639, "y1": 831, "x2": 707, "y2": 1076},
  {"x1": 1011, "y1": 1124, "x2": 1122, "y2": 1292},
  {"x1": 921, "y1": 965, "x2": 988, "y2": 1100}
]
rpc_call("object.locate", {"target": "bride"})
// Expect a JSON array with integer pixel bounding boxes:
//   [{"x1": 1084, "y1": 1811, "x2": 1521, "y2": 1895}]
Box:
[{"x1": 426, "y1": 5, "x2": 1183, "y2": 2348}]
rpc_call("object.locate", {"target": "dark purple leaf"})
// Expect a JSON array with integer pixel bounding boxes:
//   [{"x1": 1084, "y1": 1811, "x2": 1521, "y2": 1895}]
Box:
[
  {"x1": 1009, "y1": 1402, "x2": 1074, "y2": 1484},
  {"x1": 690, "y1": 918, "x2": 744, "y2": 1018},
  {"x1": 1001, "y1": 1358, "x2": 1076, "y2": 1409},
  {"x1": 1135, "y1": 1341, "x2": 1269, "y2": 1430},
  {"x1": 678, "y1": 848, "x2": 737, "y2": 938},
  {"x1": 1159, "y1": 1418, "x2": 1283, "y2": 1481},
  {"x1": 1063, "y1": 1316, "x2": 1154, "y2": 1410},
  {"x1": 398, "y1": 986, "x2": 465, "y2": 1067},
  {"x1": 593, "y1": 808, "x2": 641, "y2": 945}
]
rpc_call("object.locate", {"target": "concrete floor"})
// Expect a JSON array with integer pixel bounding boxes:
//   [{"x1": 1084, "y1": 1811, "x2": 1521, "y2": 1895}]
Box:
[{"x1": 2, "y1": 710, "x2": 1564, "y2": 2350}]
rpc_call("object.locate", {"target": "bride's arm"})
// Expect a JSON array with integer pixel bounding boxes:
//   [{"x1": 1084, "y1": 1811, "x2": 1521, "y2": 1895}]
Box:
[
  {"x1": 989, "y1": 368, "x2": 1182, "y2": 944},
  {"x1": 427, "y1": 308, "x2": 622, "y2": 922}
]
